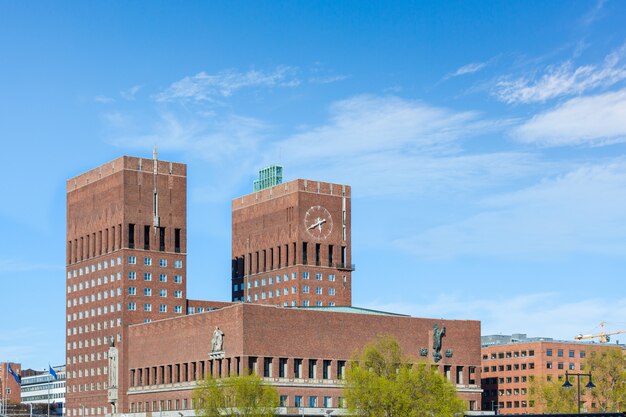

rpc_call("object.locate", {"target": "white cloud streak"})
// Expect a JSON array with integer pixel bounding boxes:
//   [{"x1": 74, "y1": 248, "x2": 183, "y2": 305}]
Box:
[
  {"x1": 494, "y1": 42, "x2": 626, "y2": 104},
  {"x1": 445, "y1": 62, "x2": 488, "y2": 80},
  {"x1": 395, "y1": 160, "x2": 626, "y2": 259},
  {"x1": 364, "y1": 293, "x2": 626, "y2": 342},
  {"x1": 513, "y1": 88, "x2": 626, "y2": 146},
  {"x1": 120, "y1": 85, "x2": 142, "y2": 101},
  {"x1": 155, "y1": 67, "x2": 299, "y2": 102}
]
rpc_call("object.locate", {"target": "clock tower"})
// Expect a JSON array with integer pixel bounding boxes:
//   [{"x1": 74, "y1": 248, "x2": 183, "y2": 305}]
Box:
[{"x1": 231, "y1": 170, "x2": 353, "y2": 307}]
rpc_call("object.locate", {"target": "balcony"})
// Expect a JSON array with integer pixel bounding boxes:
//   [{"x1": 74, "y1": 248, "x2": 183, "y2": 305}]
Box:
[{"x1": 333, "y1": 263, "x2": 355, "y2": 271}]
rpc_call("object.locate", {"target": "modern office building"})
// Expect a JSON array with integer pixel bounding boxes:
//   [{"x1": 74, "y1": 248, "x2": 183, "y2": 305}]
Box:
[
  {"x1": 65, "y1": 154, "x2": 484, "y2": 417},
  {"x1": 21, "y1": 365, "x2": 66, "y2": 415},
  {"x1": 480, "y1": 333, "x2": 621, "y2": 414},
  {"x1": 232, "y1": 171, "x2": 353, "y2": 306}
]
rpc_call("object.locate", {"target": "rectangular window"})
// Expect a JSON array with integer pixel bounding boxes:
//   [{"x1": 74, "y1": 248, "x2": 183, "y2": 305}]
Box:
[
  {"x1": 309, "y1": 396, "x2": 317, "y2": 407},
  {"x1": 328, "y1": 244, "x2": 333, "y2": 266},
  {"x1": 174, "y1": 306, "x2": 182, "y2": 313},
  {"x1": 144, "y1": 288, "x2": 152, "y2": 296},
  {"x1": 128, "y1": 287, "x2": 136, "y2": 295},
  {"x1": 159, "y1": 227, "x2": 165, "y2": 252},
  {"x1": 303, "y1": 286, "x2": 309, "y2": 294},
  {"x1": 338, "y1": 360, "x2": 346, "y2": 379},
  {"x1": 316, "y1": 273, "x2": 322, "y2": 280},
  {"x1": 159, "y1": 274, "x2": 167, "y2": 282},
  {"x1": 128, "y1": 302, "x2": 136, "y2": 311},
  {"x1": 128, "y1": 256, "x2": 137, "y2": 265},
  {"x1": 328, "y1": 274, "x2": 335, "y2": 282},
  {"x1": 547, "y1": 349, "x2": 552, "y2": 356},
  {"x1": 174, "y1": 228, "x2": 181, "y2": 253},
  {"x1": 558, "y1": 349, "x2": 563, "y2": 357},
  {"x1": 128, "y1": 271, "x2": 136, "y2": 280},
  {"x1": 279, "y1": 395, "x2": 288, "y2": 407},
  {"x1": 159, "y1": 304, "x2": 167, "y2": 313},
  {"x1": 302, "y1": 242, "x2": 308, "y2": 265},
  {"x1": 144, "y1": 273, "x2": 152, "y2": 281},
  {"x1": 174, "y1": 290, "x2": 183, "y2": 298},
  {"x1": 569, "y1": 350, "x2": 575, "y2": 358},
  {"x1": 315, "y1": 243, "x2": 321, "y2": 266},
  {"x1": 144, "y1": 257, "x2": 152, "y2": 266},
  {"x1": 263, "y1": 358, "x2": 272, "y2": 378},
  {"x1": 128, "y1": 224, "x2": 135, "y2": 249},
  {"x1": 323, "y1": 360, "x2": 331, "y2": 380},
  {"x1": 302, "y1": 272, "x2": 309, "y2": 279},
  {"x1": 144, "y1": 303, "x2": 152, "y2": 312},
  {"x1": 294, "y1": 396, "x2": 302, "y2": 408},
  {"x1": 159, "y1": 259, "x2": 167, "y2": 267},
  {"x1": 174, "y1": 275, "x2": 182, "y2": 283},
  {"x1": 308, "y1": 359, "x2": 317, "y2": 379},
  {"x1": 160, "y1": 289, "x2": 167, "y2": 297},
  {"x1": 279, "y1": 358, "x2": 288, "y2": 378},
  {"x1": 329, "y1": 288, "x2": 335, "y2": 296},
  {"x1": 144, "y1": 225, "x2": 150, "y2": 250},
  {"x1": 294, "y1": 359, "x2": 302, "y2": 379},
  {"x1": 174, "y1": 260, "x2": 183, "y2": 268}
]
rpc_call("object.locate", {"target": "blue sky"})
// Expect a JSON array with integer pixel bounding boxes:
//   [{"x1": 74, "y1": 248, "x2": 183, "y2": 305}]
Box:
[{"x1": 2, "y1": 1, "x2": 626, "y2": 369}]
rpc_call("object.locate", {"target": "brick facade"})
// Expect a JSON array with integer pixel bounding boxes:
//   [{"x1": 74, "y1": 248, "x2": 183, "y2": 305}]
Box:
[
  {"x1": 231, "y1": 179, "x2": 353, "y2": 307},
  {"x1": 481, "y1": 341, "x2": 611, "y2": 414}
]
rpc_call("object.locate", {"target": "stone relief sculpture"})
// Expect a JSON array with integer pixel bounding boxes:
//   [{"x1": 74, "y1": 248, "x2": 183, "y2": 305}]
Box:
[
  {"x1": 211, "y1": 327, "x2": 224, "y2": 352},
  {"x1": 108, "y1": 345, "x2": 118, "y2": 388},
  {"x1": 432, "y1": 323, "x2": 446, "y2": 363}
]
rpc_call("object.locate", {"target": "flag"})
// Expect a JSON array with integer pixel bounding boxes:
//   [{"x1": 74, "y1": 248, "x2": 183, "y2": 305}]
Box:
[
  {"x1": 49, "y1": 364, "x2": 58, "y2": 380},
  {"x1": 7, "y1": 363, "x2": 21, "y2": 384}
]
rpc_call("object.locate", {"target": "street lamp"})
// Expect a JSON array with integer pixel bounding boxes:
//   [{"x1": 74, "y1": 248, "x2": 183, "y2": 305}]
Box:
[{"x1": 562, "y1": 371, "x2": 595, "y2": 414}]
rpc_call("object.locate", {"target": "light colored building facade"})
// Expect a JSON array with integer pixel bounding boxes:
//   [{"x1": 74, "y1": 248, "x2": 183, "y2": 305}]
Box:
[{"x1": 21, "y1": 366, "x2": 66, "y2": 415}]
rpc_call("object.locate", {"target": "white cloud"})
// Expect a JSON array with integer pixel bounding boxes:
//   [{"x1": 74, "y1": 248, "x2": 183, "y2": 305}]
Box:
[
  {"x1": 270, "y1": 95, "x2": 527, "y2": 197},
  {"x1": 513, "y1": 88, "x2": 626, "y2": 146},
  {"x1": 308, "y1": 74, "x2": 349, "y2": 84},
  {"x1": 363, "y1": 293, "x2": 626, "y2": 341},
  {"x1": 155, "y1": 67, "x2": 299, "y2": 102},
  {"x1": 494, "y1": 42, "x2": 626, "y2": 104},
  {"x1": 445, "y1": 62, "x2": 488, "y2": 80},
  {"x1": 94, "y1": 96, "x2": 115, "y2": 104},
  {"x1": 120, "y1": 85, "x2": 142, "y2": 101},
  {"x1": 395, "y1": 160, "x2": 626, "y2": 259}
]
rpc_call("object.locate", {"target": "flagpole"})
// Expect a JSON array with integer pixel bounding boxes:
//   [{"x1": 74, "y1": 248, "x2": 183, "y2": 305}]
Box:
[{"x1": 47, "y1": 371, "x2": 50, "y2": 417}]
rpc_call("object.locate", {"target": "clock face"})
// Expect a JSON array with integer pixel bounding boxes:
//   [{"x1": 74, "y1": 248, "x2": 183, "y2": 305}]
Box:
[{"x1": 304, "y1": 205, "x2": 333, "y2": 240}]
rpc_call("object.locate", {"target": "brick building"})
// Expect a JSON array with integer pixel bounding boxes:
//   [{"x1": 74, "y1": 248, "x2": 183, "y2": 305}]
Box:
[
  {"x1": 125, "y1": 304, "x2": 482, "y2": 415},
  {"x1": 65, "y1": 155, "x2": 484, "y2": 417},
  {"x1": 231, "y1": 174, "x2": 353, "y2": 307},
  {"x1": 0, "y1": 362, "x2": 22, "y2": 407},
  {"x1": 66, "y1": 153, "x2": 188, "y2": 417},
  {"x1": 480, "y1": 334, "x2": 618, "y2": 414}
]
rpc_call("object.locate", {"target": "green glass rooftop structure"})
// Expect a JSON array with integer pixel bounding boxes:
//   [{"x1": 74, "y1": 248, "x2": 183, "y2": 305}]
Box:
[{"x1": 253, "y1": 164, "x2": 283, "y2": 192}]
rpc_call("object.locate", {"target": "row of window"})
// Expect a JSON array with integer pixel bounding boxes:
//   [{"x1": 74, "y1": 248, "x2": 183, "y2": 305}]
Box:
[
  {"x1": 129, "y1": 272, "x2": 183, "y2": 282},
  {"x1": 546, "y1": 348, "x2": 585, "y2": 358},
  {"x1": 483, "y1": 363, "x2": 535, "y2": 372},
  {"x1": 67, "y1": 319, "x2": 121, "y2": 337},
  {"x1": 68, "y1": 272, "x2": 121, "y2": 294},
  {"x1": 482, "y1": 350, "x2": 535, "y2": 360},
  {"x1": 67, "y1": 307, "x2": 122, "y2": 326},
  {"x1": 127, "y1": 303, "x2": 183, "y2": 313},
  {"x1": 127, "y1": 287, "x2": 183, "y2": 298},
  {"x1": 68, "y1": 333, "x2": 119, "y2": 351},
  {"x1": 67, "y1": 257, "x2": 123, "y2": 278},
  {"x1": 127, "y1": 256, "x2": 182, "y2": 268}
]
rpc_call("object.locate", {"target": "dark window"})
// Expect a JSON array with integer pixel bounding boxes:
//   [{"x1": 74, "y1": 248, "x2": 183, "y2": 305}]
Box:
[
  {"x1": 546, "y1": 349, "x2": 552, "y2": 356},
  {"x1": 341, "y1": 245, "x2": 347, "y2": 266},
  {"x1": 159, "y1": 227, "x2": 165, "y2": 252},
  {"x1": 328, "y1": 245, "x2": 334, "y2": 266},
  {"x1": 270, "y1": 248, "x2": 274, "y2": 270},
  {"x1": 174, "y1": 228, "x2": 181, "y2": 253},
  {"x1": 279, "y1": 358, "x2": 288, "y2": 378},
  {"x1": 294, "y1": 359, "x2": 302, "y2": 379},
  {"x1": 337, "y1": 360, "x2": 346, "y2": 379},
  {"x1": 144, "y1": 225, "x2": 150, "y2": 250},
  {"x1": 302, "y1": 242, "x2": 308, "y2": 265},
  {"x1": 323, "y1": 360, "x2": 331, "y2": 379},
  {"x1": 315, "y1": 243, "x2": 321, "y2": 266},
  {"x1": 308, "y1": 359, "x2": 317, "y2": 379},
  {"x1": 558, "y1": 349, "x2": 563, "y2": 357}
]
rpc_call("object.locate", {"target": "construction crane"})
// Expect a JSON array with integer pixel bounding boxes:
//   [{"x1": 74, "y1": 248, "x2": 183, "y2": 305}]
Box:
[{"x1": 575, "y1": 321, "x2": 626, "y2": 343}]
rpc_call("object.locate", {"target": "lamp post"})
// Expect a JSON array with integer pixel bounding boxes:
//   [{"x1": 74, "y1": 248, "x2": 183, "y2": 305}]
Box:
[{"x1": 562, "y1": 371, "x2": 595, "y2": 414}]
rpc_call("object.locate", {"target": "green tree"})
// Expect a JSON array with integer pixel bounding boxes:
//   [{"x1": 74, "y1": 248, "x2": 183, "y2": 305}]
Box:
[
  {"x1": 528, "y1": 376, "x2": 578, "y2": 413},
  {"x1": 193, "y1": 373, "x2": 279, "y2": 417},
  {"x1": 586, "y1": 347, "x2": 626, "y2": 412},
  {"x1": 528, "y1": 347, "x2": 626, "y2": 413},
  {"x1": 344, "y1": 336, "x2": 466, "y2": 417}
]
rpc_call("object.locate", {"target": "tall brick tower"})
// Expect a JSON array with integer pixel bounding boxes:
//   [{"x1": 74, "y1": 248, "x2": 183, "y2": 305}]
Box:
[
  {"x1": 231, "y1": 169, "x2": 353, "y2": 307},
  {"x1": 65, "y1": 151, "x2": 187, "y2": 417}
]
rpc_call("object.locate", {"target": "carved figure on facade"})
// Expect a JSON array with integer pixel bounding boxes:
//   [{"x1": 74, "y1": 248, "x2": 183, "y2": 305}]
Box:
[
  {"x1": 432, "y1": 323, "x2": 446, "y2": 363},
  {"x1": 211, "y1": 327, "x2": 224, "y2": 352}
]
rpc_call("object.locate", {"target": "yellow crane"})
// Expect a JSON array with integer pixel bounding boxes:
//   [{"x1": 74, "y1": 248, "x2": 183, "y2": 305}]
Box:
[{"x1": 575, "y1": 321, "x2": 626, "y2": 343}]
